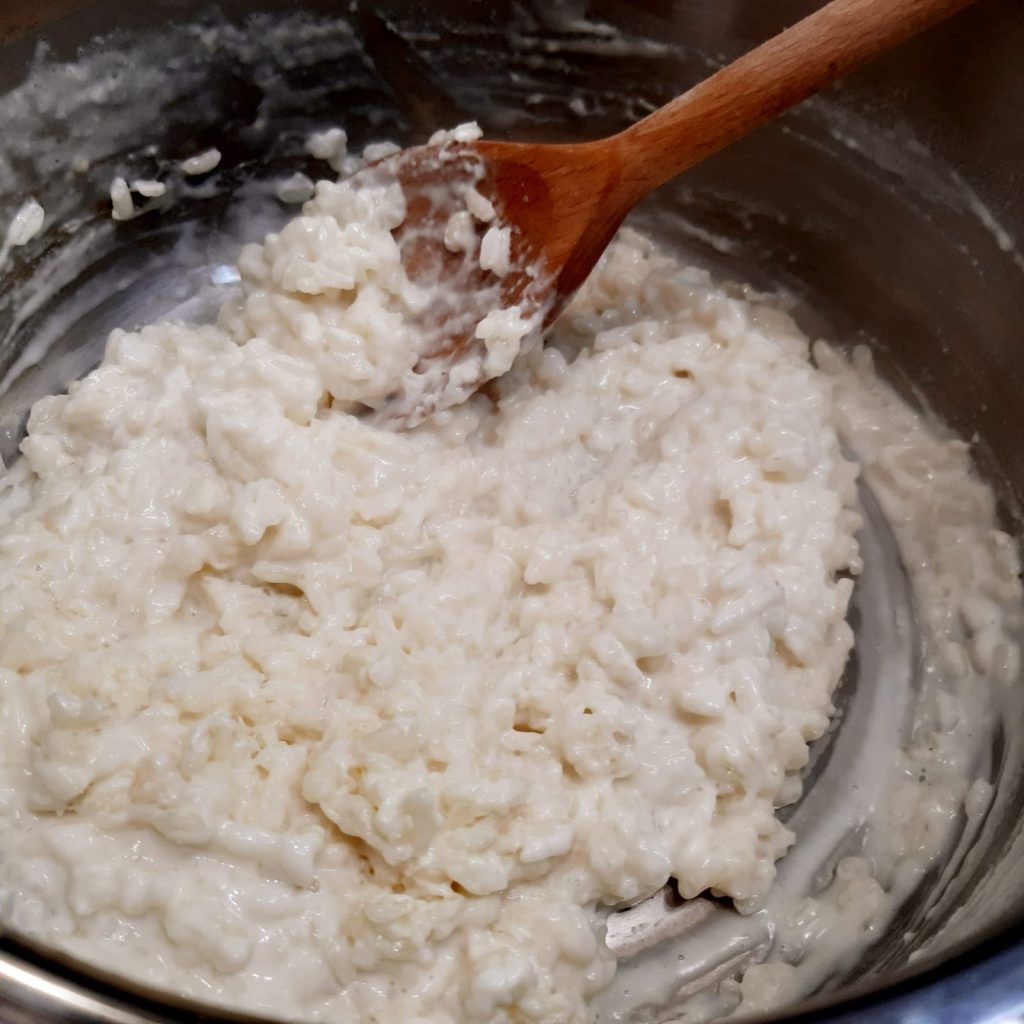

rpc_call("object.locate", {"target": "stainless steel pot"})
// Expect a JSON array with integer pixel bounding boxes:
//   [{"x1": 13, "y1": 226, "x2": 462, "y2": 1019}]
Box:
[{"x1": 0, "y1": 1, "x2": 1023, "y2": 1022}]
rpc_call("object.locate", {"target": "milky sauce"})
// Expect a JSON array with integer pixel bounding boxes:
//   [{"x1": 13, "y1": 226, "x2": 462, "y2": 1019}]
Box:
[{"x1": 0, "y1": 122, "x2": 1019, "y2": 1024}]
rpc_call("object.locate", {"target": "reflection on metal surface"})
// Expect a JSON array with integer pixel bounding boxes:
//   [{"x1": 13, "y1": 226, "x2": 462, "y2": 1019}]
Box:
[{"x1": 605, "y1": 887, "x2": 718, "y2": 960}]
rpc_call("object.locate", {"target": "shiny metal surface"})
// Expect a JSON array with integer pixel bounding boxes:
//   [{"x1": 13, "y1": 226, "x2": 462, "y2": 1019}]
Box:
[{"x1": 0, "y1": 1, "x2": 1022, "y2": 1022}]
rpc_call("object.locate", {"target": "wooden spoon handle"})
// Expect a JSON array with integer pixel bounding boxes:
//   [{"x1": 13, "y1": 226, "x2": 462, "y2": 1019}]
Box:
[{"x1": 614, "y1": 0, "x2": 977, "y2": 201}]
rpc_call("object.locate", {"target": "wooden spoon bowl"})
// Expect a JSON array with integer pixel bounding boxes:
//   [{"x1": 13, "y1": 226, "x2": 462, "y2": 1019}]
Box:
[{"x1": 366, "y1": 0, "x2": 977, "y2": 425}]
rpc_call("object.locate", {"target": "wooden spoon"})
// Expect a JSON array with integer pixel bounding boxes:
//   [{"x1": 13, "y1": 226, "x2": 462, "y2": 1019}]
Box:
[{"x1": 362, "y1": 0, "x2": 977, "y2": 425}]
